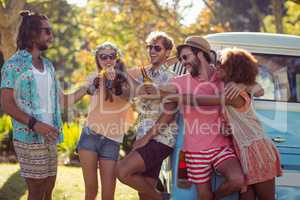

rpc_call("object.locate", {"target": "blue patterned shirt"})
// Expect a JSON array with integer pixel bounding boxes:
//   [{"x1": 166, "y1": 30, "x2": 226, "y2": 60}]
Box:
[
  {"x1": 136, "y1": 64, "x2": 178, "y2": 147},
  {"x1": 1, "y1": 50, "x2": 63, "y2": 144}
]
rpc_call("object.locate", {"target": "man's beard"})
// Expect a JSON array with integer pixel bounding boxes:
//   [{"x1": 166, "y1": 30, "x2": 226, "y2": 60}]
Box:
[
  {"x1": 190, "y1": 58, "x2": 201, "y2": 77},
  {"x1": 37, "y1": 42, "x2": 48, "y2": 51},
  {"x1": 151, "y1": 57, "x2": 162, "y2": 66}
]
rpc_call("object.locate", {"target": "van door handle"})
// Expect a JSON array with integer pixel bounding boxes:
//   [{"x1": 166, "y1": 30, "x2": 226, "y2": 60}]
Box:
[{"x1": 272, "y1": 136, "x2": 286, "y2": 143}]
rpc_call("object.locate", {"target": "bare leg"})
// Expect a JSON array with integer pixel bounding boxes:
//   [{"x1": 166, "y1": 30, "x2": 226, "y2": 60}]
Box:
[
  {"x1": 214, "y1": 157, "x2": 245, "y2": 199},
  {"x1": 99, "y1": 159, "x2": 117, "y2": 200},
  {"x1": 78, "y1": 149, "x2": 99, "y2": 200},
  {"x1": 25, "y1": 178, "x2": 47, "y2": 200},
  {"x1": 138, "y1": 177, "x2": 157, "y2": 200},
  {"x1": 116, "y1": 151, "x2": 162, "y2": 200},
  {"x1": 43, "y1": 176, "x2": 56, "y2": 200},
  {"x1": 239, "y1": 185, "x2": 256, "y2": 200},
  {"x1": 196, "y1": 182, "x2": 214, "y2": 200},
  {"x1": 253, "y1": 178, "x2": 275, "y2": 200}
]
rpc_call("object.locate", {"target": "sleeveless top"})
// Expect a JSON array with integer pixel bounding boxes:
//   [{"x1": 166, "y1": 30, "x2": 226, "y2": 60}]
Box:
[{"x1": 224, "y1": 92, "x2": 277, "y2": 174}]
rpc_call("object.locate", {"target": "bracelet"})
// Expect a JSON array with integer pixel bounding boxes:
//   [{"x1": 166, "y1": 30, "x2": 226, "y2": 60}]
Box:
[{"x1": 28, "y1": 117, "x2": 37, "y2": 131}]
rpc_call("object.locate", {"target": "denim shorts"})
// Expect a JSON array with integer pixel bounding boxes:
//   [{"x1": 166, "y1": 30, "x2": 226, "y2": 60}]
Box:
[{"x1": 77, "y1": 127, "x2": 120, "y2": 161}]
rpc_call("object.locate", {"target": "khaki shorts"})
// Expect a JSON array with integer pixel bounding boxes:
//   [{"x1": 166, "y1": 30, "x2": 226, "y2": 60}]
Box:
[{"x1": 13, "y1": 140, "x2": 57, "y2": 179}]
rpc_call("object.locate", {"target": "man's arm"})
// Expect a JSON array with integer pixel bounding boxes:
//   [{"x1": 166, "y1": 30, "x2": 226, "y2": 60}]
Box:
[
  {"x1": 185, "y1": 93, "x2": 246, "y2": 108},
  {"x1": 225, "y1": 82, "x2": 264, "y2": 99},
  {"x1": 1, "y1": 88, "x2": 59, "y2": 141}
]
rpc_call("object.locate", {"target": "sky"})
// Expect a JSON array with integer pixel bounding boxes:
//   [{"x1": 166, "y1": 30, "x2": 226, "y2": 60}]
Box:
[
  {"x1": 66, "y1": 0, "x2": 204, "y2": 26},
  {"x1": 160, "y1": 0, "x2": 204, "y2": 25}
]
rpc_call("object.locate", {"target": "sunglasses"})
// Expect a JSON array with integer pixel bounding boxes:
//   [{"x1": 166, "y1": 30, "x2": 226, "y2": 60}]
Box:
[
  {"x1": 98, "y1": 53, "x2": 117, "y2": 60},
  {"x1": 178, "y1": 53, "x2": 193, "y2": 62},
  {"x1": 146, "y1": 45, "x2": 162, "y2": 52},
  {"x1": 40, "y1": 27, "x2": 52, "y2": 35}
]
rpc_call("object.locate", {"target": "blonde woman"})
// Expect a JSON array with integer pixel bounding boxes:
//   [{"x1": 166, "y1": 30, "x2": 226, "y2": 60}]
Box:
[{"x1": 77, "y1": 42, "x2": 135, "y2": 200}]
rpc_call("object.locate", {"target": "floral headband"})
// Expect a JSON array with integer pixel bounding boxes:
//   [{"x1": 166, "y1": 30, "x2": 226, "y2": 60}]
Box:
[{"x1": 94, "y1": 42, "x2": 122, "y2": 58}]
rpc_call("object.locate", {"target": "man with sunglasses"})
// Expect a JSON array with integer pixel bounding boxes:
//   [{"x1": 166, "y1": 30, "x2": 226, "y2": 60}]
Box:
[
  {"x1": 0, "y1": 11, "x2": 96, "y2": 200},
  {"x1": 170, "y1": 36, "x2": 245, "y2": 199},
  {"x1": 117, "y1": 31, "x2": 178, "y2": 200}
]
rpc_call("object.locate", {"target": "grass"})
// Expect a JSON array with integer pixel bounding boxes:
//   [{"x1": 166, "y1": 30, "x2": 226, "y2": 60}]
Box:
[{"x1": 0, "y1": 163, "x2": 138, "y2": 200}]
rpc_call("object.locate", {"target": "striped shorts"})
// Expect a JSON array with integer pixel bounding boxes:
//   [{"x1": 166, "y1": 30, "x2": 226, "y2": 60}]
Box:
[
  {"x1": 185, "y1": 146, "x2": 236, "y2": 184},
  {"x1": 13, "y1": 140, "x2": 57, "y2": 179}
]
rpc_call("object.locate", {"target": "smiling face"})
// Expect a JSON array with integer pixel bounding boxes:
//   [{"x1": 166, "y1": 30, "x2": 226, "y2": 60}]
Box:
[
  {"x1": 179, "y1": 47, "x2": 197, "y2": 73},
  {"x1": 178, "y1": 46, "x2": 212, "y2": 79},
  {"x1": 147, "y1": 38, "x2": 171, "y2": 67},
  {"x1": 96, "y1": 48, "x2": 117, "y2": 69},
  {"x1": 179, "y1": 47, "x2": 206, "y2": 77}
]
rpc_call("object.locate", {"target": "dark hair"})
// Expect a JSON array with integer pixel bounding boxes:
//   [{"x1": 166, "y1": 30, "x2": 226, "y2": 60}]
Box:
[
  {"x1": 0, "y1": 51, "x2": 4, "y2": 68},
  {"x1": 177, "y1": 46, "x2": 212, "y2": 63},
  {"x1": 146, "y1": 31, "x2": 174, "y2": 50},
  {"x1": 221, "y1": 48, "x2": 258, "y2": 85},
  {"x1": 16, "y1": 10, "x2": 48, "y2": 50},
  {"x1": 191, "y1": 47, "x2": 211, "y2": 63}
]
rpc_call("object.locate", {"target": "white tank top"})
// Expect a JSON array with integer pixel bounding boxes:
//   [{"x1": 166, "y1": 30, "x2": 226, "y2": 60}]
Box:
[{"x1": 32, "y1": 65, "x2": 54, "y2": 126}]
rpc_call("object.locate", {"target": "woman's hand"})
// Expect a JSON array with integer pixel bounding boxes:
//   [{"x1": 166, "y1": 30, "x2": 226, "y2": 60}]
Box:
[
  {"x1": 86, "y1": 76, "x2": 103, "y2": 95},
  {"x1": 106, "y1": 65, "x2": 116, "y2": 80},
  {"x1": 225, "y1": 82, "x2": 245, "y2": 100},
  {"x1": 93, "y1": 77, "x2": 102, "y2": 89}
]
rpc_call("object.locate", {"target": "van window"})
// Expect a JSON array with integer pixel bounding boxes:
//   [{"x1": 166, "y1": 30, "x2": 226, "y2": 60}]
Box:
[{"x1": 254, "y1": 54, "x2": 300, "y2": 102}]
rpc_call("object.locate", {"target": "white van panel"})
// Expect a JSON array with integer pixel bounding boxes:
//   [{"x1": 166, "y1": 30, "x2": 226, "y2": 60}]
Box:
[{"x1": 205, "y1": 32, "x2": 300, "y2": 56}]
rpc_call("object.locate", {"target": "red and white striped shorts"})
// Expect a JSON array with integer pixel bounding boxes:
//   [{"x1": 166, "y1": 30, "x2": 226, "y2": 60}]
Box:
[{"x1": 185, "y1": 146, "x2": 237, "y2": 184}]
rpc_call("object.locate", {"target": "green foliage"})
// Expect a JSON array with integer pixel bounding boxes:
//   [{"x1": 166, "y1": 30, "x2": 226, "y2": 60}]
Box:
[
  {"x1": 263, "y1": 1, "x2": 300, "y2": 35},
  {"x1": 201, "y1": 0, "x2": 272, "y2": 32},
  {"x1": 0, "y1": 115, "x2": 13, "y2": 151},
  {"x1": 0, "y1": 115, "x2": 12, "y2": 141},
  {"x1": 25, "y1": 0, "x2": 84, "y2": 85},
  {"x1": 57, "y1": 122, "x2": 81, "y2": 162},
  {"x1": 0, "y1": 0, "x2": 11, "y2": 8},
  {"x1": 0, "y1": 114, "x2": 82, "y2": 160}
]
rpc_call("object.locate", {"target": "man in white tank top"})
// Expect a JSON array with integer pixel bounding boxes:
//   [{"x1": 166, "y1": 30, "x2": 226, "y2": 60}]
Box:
[{"x1": 0, "y1": 11, "x2": 97, "y2": 200}]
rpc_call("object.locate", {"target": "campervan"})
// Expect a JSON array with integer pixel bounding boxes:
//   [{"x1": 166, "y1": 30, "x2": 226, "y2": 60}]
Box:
[{"x1": 161, "y1": 32, "x2": 300, "y2": 200}]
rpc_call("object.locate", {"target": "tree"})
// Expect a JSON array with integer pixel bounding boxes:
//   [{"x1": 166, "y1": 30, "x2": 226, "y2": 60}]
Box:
[
  {"x1": 25, "y1": 0, "x2": 84, "y2": 84},
  {"x1": 0, "y1": 0, "x2": 85, "y2": 121},
  {"x1": 0, "y1": 0, "x2": 26, "y2": 60},
  {"x1": 263, "y1": 0, "x2": 300, "y2": 35},
  {"x1": 185, "y1": 1, "x2": 229, "y2": 35},
  {"x1": 74, "y1": 0, "x2": 186, "y2": 71},
  {"x1": 202, "y1": 0, "x2": 272, "y2": 32}
]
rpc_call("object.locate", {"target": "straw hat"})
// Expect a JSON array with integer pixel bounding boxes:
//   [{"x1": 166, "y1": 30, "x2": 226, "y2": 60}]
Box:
[{"x1": 177, "y1": 36, "x2": 211, "y2": 55}]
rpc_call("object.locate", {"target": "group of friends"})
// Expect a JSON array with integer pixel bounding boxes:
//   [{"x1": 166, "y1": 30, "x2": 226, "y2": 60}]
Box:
[{"x1": 0, "y1": 11, "x2": 282, "y2": 200}]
